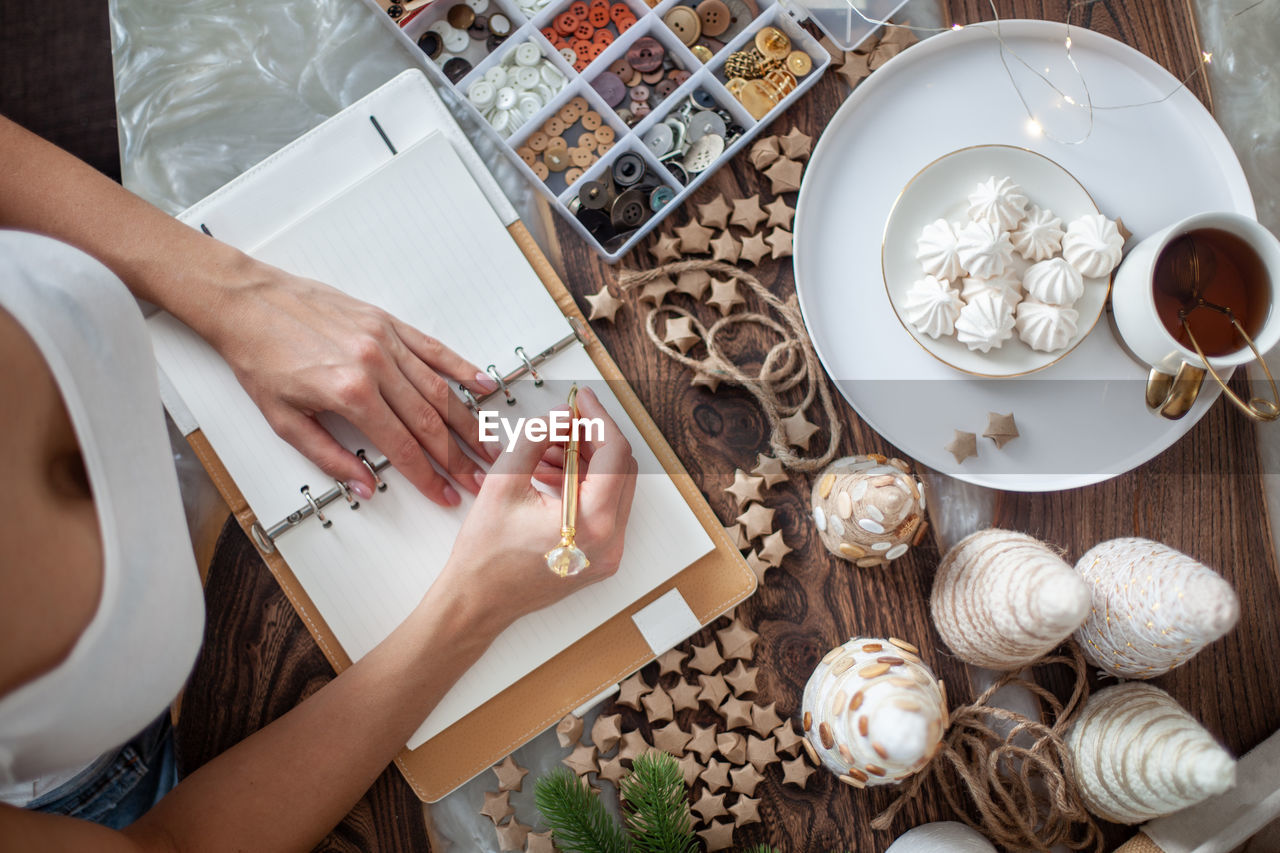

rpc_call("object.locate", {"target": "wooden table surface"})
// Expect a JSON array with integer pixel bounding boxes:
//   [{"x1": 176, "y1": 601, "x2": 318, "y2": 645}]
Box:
[{"x1": 177, "y1": 2, "x2": 1280, "y2": 851}]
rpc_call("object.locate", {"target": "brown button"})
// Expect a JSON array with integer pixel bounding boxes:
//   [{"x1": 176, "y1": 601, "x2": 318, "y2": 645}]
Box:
[
  {"x1": 697, "y1": 0, "x2": 730, "y2": 37},
  {"x1": 609, "y1": 58, "x2": 634, "y2": 80},
  {"x1": 544, "y1": 117, "x2": 568, "y2": 136},
  {"x1": 593, "y1": 125, "x2": 615, "y2": 144},
  {"x1": 627, "y1": 36, "x2": 665, "y2": 72},
  {"x1": 558, "y1": 104, "x2": 579, "y2": 124},
  {"x1": 578, "y1": 132, "x2": 598, "y2": 151},
  {"x1": 581, "y1": 110, "x2": 602, "y2": 130},
  {"x1": 544, "y1": 144, "x2": 571, "y2": 172},
  {"x1": 528, "y1": 131, "x2": 550, "y2": 152},
  {"x1": 569, "y1": 95, "x2": 589, "y2": 114},
  {"x1": 447, "y1": 3, "x2": 476, "y2": 28},
  {"x1": 516, "y1": 146, "x2": 537, "y2": 165},
  {"x1": 597, "y1": 139, "x2": 614, "y2": 155},
  {"x1": 565, "y1": 166, "x2": 585, "y2": 185},
  {"x1": 532, "y1": 160, "x2": 550, "y2": 180},
  {"x1": 662, "y1": 6, "x2": 701, "y2": 46},
  {"x1": 641, "y1": 69, "x2": 665, "y2": 85},
  {"x1": 570, "y1": 147, "x2": 595, "y2": 168}
]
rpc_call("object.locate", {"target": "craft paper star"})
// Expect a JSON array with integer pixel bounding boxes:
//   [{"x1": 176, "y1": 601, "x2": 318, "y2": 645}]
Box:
[
  {"x1": 555, "y1": 714, "x2": 584, "y2": 748},
  {"x1": 763, "y1": 158, "x2": 803, "y2": 195},
  {"x1": 493, "y1": 755, "x2": 530, "y2": 791},
  {"x1": 697, "y1": 193, "x2": 733, "y2": 230},
  {"x1": 780, "y1": 755, "x2": 816, "y2": 788},
  {"x1": 638, "y1": 275, "x2": 676, "y2": 306},
  {"x1": 719, "y1": 696, "x2": 754, "y2": 729},
  {"x1": 526, "y1": 830, "x2": 557, "y2": 853},
  {"x1": 779, "y1": 126, "x2": 813, "y2": 161},
  {"x1": 716, "y1": 617, "x2": 759, "y2": 660},
  {"x1": 853, "y1": 29, "x2": 880, "y2": 55},
  {"x1": 745, "y1": 550, "x2": 773, "y2": 584},
  {"x1": 836, "y1": 51, "x2": 871, "y2": 88},
  {"x1": 669, "y1": 678, "x2": 702, "y2": 712},
  {"x1": 782, "y1": 411, "x2": 820, "y2": 450},
  {"x1": 700, "y1": 757, "x2": 731, "y2": 793},
  {"x1": 480, "y1": 789, "x2": 513, "y2": 824},
  {"x1": 773, "y1": 722, "x2": 805, "y2": 756},
  {"x1": 945, "y1": 429, "x2": 978, "y2": 464},
  {"x1": 697, "y1": 820, "x2": 736, "y2": 852},
  {"x1": 585, "y1": 286, "x2": 625, "y2": 323},
  {"x1": 764, "y1": 197, "x2": 796, "y2": 230},
  {"x1": 725, "y1": 468, "x2": 765, "y2": 507},
  {"x1": 495, "y1": 819, "x2": 530, "y2": 852},
  {"x1": 641, "y1": 685, "x2": 675, "y2": 723},
  {"x1": 716, "y1": 731, "x2": 747, "y2": 764},
  {"x1": 749, "y1": 135, "x2": 782, "y2": 172},
  {"x1": 649, "y1": 232, "x2": 682, "y2": 264},
  {"x1": 691, "y1": 370, "x2": 724, "y2": 392},
  {"x1": 750, "y1": 702, "x2": 784, "y2": 737},
  {"x1": 818, "y1": 34, "x2": 844, "y2": 66},
  {"x1": 698, "y1": 673, "x2": 731, "y2": 708},
  {"x1": 882, "y1": 22, "x2": 918, "y2": 47},
  {"x1": 597, "y1": 753, "x2": 628, "y2": 785},
  {"x1": 706, "y1": 277, "x2": 745, "y2": 316},
  {"x1": 656, "y1": 648, "x2": 687, "y2": 676},
  {"x1": 738, "y1": 232, "x2": 771, "y2": 267},
  {"x1": 730, "y1": 195, "x2": 768, "y2": 231},
  {"x1": 563, "y1": 742, "x2": 599, "y2": 776},
  {"x1": 652, "y1": 720, "x2": 693, "y2": 756},
  {"x1": 723, "y1": 522, "x2": 749, "y2": 550},
  {"x1": 758, "y1": 529, "x2": 792, "y2": 567},
  {"x1": 736, "y1": 503, "x2": 775, "y2": 540},
  {"x1": 729, "y1": 763, "x2": 765, "y2": 796},
  {"x1": 689, "y1": 641, "x2": 725, "y2": 674},
  {"x1": 663, "y1": 316, "x2": 701, "y2": 354},
  {"x1": 983, "y1": 411, "x2": 1019, "y2": 448},
  {"x1": 618, "y1": 730, "x2": 650, "y2": 763},
  {"x1": 709, "y1": 230, "x2": 740, "y2": 264},
  {"x1": 615, "y1": 671, "x2": 651, "y2": 710},
  {"x1": 692, "y1": 789, "x2": 729, "y2": 823},
  {"x1": 688, "y1": 723, "x2": 719, "y2": 761},
  {"x1": 751, "y1": 453, "x2": 789, "y2": 488},
  {"x1": 675, "y1": 268, "x2": 711, "y2": 299},
  {"x1": 729, "y1": 795, "x2": 762, "y2": 827},
  {"x1": 724, "y1": 661, "x2": 759, "y2": 697},
  {"x1": 591, "y1": 713, "x2": 623, "y2": 752},
  {"x1": 869, "y1": 41, "x2": 903, "y2": 70},
  {"x1": 675, "y1": 218, "x2": 715, "y2": 255},
  {"x1": 746, "y1": 734, "x2": 780, "y2": 771},
  {"x1": 766, "y1": 227, "x2": 793, "y2": 260},
  {"x1": 676, "y1": 752, "x2": 701, "y2": 786}
]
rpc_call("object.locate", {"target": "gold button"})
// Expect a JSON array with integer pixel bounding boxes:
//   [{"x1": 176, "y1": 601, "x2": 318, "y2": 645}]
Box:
[
  {"x1": 447, "y1": 4, "x2": 475, "y2": 29},
  {"x1": 785, "y1": 49, "x2": 812, "y2": 76},
  {"x1": 725, "y1": 76, "x2": 748, "y2": 97},
  {"x1": 739, "y1": 78, "x2": 777, "y2": 119},
  {"x1": 754, "y1": 26, "x2": 790, "y2": 61},
  {"x1": 691, "y1": 44, "x2": 714, "y2": 63},
  {"x1": 662, "y1": 6, "x2": 702, "y2": 46}
]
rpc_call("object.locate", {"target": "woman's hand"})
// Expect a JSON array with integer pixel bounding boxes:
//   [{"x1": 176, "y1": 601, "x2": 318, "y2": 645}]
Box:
[{"x1": 438, "y1": 388, "x2": 639, "y2": 630}]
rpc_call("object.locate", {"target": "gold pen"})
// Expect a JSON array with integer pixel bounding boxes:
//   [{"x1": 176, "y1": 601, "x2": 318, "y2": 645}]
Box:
[{"x1": 545, "y1": 384, "x2": 589, "y2": 578}]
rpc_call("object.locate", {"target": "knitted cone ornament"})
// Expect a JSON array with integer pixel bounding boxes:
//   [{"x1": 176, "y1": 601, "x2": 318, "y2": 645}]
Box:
[
  {"x1": 1074, "y1": 538, "x2": 1239, "y2": 678},
  {"x1": 1066, "y1": 683, "x2": 1236, "y2": 824},
  {"x1": 930, "y1": 529, "x2": 1090, "y2": 669}
]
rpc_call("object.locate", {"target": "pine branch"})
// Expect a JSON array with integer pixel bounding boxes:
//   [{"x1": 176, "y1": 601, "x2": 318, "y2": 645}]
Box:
[
  {"x1": 620, "y1": 752, "x2": 697, "y2": 853},
  {"x1": 534, "y1": 768, "x2": 631, "y2": 853}
]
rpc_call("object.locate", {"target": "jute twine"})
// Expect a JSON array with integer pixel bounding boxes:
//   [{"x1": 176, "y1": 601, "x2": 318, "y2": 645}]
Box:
[
  {"x1": 872, "y1": 642, "x2": 1103, "y2": 853},
  {"x1": 616, "y1": 259, "x2": 840, "y2": 471}
]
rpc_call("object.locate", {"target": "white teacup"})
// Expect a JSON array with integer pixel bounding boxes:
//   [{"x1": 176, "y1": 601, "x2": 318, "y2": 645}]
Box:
[{"x1": 1111, "y1": 211, "x2": 1280, "y2": 421}]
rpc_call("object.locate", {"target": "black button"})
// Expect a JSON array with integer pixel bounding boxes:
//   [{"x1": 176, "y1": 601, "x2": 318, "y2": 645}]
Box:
[
  {"x1": 417, "y1": 31, "x2": 443, "y2": 58},
  {"x1": 443, "y1": 57, "x2": 472, "y2": 84},
  {"x1": 610, "y1": 188, "x2": 649, "y2": 230},
  {"x1": 387, "y1": 3, "x2": 404, "y2": 17},
  {"x1": 579, "y1": 181, "x2": 612, "y2": 210},
  {"x1": 611, "y1": 152, "x2": 646, "y2": 187}
]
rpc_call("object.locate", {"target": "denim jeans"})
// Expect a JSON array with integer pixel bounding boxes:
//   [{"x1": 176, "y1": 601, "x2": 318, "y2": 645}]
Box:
[{"x1": 26, "y1": 712, "x2": 178, "y2": 830}]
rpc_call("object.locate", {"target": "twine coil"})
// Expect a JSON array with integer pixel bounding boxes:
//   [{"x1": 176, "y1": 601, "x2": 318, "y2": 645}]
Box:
[
  {"x1": 617, "y1": 260, "x2": 840, "y2": 471},
  {"x1": 872, "y1": 643, "x2": 1102, "y2": 853}
]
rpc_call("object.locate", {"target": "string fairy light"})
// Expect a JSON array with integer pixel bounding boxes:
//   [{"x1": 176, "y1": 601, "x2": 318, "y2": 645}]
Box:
[{"x1": 841, "y1": 0, "x2": 1261, "y2": 145}]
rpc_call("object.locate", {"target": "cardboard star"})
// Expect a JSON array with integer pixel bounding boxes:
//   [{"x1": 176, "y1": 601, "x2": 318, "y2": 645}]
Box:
[
  {"x1": 591, "y1": 713, "x2": 623, "y2": 753},
  {"x1": 763, "y1": 158, "x2": 803, "y2": 195},
  {"x1": 700, "y1": 757, "x2": 731, "y2": 793},
  {"x1": 480, "y1": 789, "x2": 513, "y2": 824},
  {"x1": 749, "y1": 135, "x2": 781, "y2": 172},
  {"x1": 738, "y1": 232, "x2": 771, "y2": 266},
  {"x1": 781, "y1": 755, "x2": 816, "y2": 788},
  {"x1": 493, "y1": 755, "x2": 530, "y2": 792},
  {"x1": 716, "y1": 732, "x2": 747, "y2": 765},
  {"x1": 698, "y1": 673, "x2": 731, "y2": 708},
  {"x1": 745, "y1": 550, "x2": 773, "y2": 584},
  {"x1": 724, "y1": 661, "x2": 759, "y2": 697},
  {"x1": 692, "y1": 789, "x2": 729, "y2": 823},
  {"x1": 697, "y1": 193, "x2": 733, "y2": 230},
  {"x1": 676, "y1": 752, "x2": 701, "y2": 787},
  {"x1": 779, "y1": 126, "x2": 813, "y2": 161},
  {"x1": 709, "y1": 230, "x2": 740, "y2": 264},
  {"x1": 882, "y1": 21, "x2": 918, "y2": 47},
  {"x1": 597, "y1": 753, "x2": 628, "y2": 785},
  {"x1": 736, "y1": 503, "x2": 775, "y2": 540},
  {"x1": 615, "y1": 671, "x2": 651, "y2": 710},
  {"x1": 782, "y1": 410, "x2": 820, "y2": 450},
  {"x1": 853, "y1": 28, "x2": 881, "y2": 55},
  {"x1": 526, "y1": 830, "x2": 557, "y2": 853},
  {"x1": 723, "y1": 523, "x2": 749, "y2": 550},
  {"x1": 556, "y1": 714, "x2": 584, "y2": 748},
  {"x1": 766, "y1": 227, "x2": 793, "y2": 260},
  {"x1": 638, "y1": 275, "x2": 676, "y2": 306},
  {"x1": 663, "y1": 316, "x2": 701, "y2": 354},
  {"x1": 945, "y1": 429, "x2": 978, "y2": 464},
  {"x1": 691, "y1": 370, "x2": 724, "y2": 392},
  {"x1": 689, "y1": 641, "x2": 725, "y2": 675},
  {"x1": 586, "y1": 286, "x2": 625, "y2": 323},
  {"x1": 725, "y1": 468, "x2": 765, "y2": 507},
  {"x1": 836, "y1": 51, "x2": 871, "y2": 88},
  {"x1": 729, "y1": 795, "x2": 762, "y2": 827},
  {"x1": 669, "y1": 678, "x2": 701, "y2": 711},
  {"x1": 773, "y1": 722, "x2": 805, "y2": 756},
  {"x1": 706, "y1": 277, "x2": 745, "y2": 316},
  {"x1": 641, "y1": 685, "x2": 675, "y2": 723},
  {"x1": 688, "y1": 723, "x2": 719, "y2": 761},
  {"x1": 675, "y1": 218, "x2": 715, "y2": 255},
  {"x1": 983, "y1": 411, "x2": 1019, "y2": 448},
  {"x1": 652, "y1": 721, "x2": 693, "y2": 756},
  {"x1": 764, "y1": 197, "x2": 795, "y2": 230},
  {"x1": 716, "y1": 617, "x2": 759, "y2": 660},
  {"x1": 656, "y1": 648, "x2": 687, "y2": 676},
  {"x1": 618, "y1": 730, "x2": 650, "y2": 763},
  {"x1": 495, "y1": 819, "x2": 530, "y2": 852},
  {"x1": 818, "y1": 34, "x2": 845, "y2": 66},
  {"x1": 675, "y1": 268, "x2": 711, "y2": 299},
  {"x1": 719, "y1": 696, "x2": 754, "y2": 729},
  {"x1": 649, "y1": 232, "x2": 682, "y2": 264},
  {"x1": 869, "y1": 41, "x2": 903, "y2": 70},
  {"x1": 729, "y1": 763, "x2": 765, "y2": 796},
  {"x1": 758, "y1": 529, "x2": 791, "y2": 567},
  {"x1": 563, "y1": 742, "x2": 599, "y2": 776},
  {"x1": 730, "y1": 195, "x2": 768, "y2": 231},
  {"x1": 697, "y1": 820, "x2": 736, "y2": 852},
  {"x1": 750, "y1": 702, "x2": 784, "y2": 737},
  {"x1": 746, "y1": 735, "x2": 780, "y2": 771},
  {"x1": 751, "y1": 453, "x2": 788, "y2": 488}
]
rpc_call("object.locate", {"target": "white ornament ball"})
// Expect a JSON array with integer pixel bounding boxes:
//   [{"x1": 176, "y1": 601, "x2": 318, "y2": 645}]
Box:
[
  {"x1": 811, "y1": 455, "x2": 928, "y2": 567},
  {"x1": 885, "y1": 822, "x2": 998, "y2": 853}
]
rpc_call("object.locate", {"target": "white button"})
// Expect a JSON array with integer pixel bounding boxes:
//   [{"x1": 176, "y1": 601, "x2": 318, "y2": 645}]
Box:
[
  {"x1": 682, "y1": 133, "x2": 725, "y2": 173},
  {"x1": 428, "y1": 20, "x2": 455, "y2": 37},
  {"x1": 517, "y1": 93, "x2": 543, "y2": 120},
  {"x1": 513, "y1": 66, "x2": 540, "y2": 90},
  {"x1": 491, "y1": 108, "x2": 512, "y2": 133},
  {"x1": 465, "y1": 0, "x2": 489, "y2": 11},
  {"x1": 515, "y1": 43, "x2": 542, "y2": 67},
  {"x1": 535, "y1": 83, "x2": 556, "y2": 103},
  {"x1": 495, "y1": 86, "x2": 518, "y2": 111},
  {"x1": 468, "y1": 80, "x2": 497, "y2": 109},
  {"x1": 559, "y1": 47, "x2": 577, "y2": 66},
  {"x1": 484, "y1": 65, "x2": 508, "y2": 87},
  {"x1": 540, "y1": 63, "x2": 566, "y2": 88},
  {"x1": 687, "y1": 110, "x2": 726, "y2": 142},
  {"x1": 643, "y1": 123, "x2": 674, "y2": 157},
  {"x1": 443, "y1": 28, "x2": 470, "y2": 53}
]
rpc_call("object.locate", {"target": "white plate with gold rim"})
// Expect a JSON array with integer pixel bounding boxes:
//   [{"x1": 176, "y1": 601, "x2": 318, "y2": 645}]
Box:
[
  {"x1": 793, "y1": 20, "x2": 1255, "y2": 491},
  {"x1": 883, "y1": 144, "x2": 1109, "y2": 378}
]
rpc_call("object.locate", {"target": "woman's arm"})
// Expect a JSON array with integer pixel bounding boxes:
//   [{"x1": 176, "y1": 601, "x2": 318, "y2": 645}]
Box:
[
  {"x1": 0, "y1": 116, "x2": 497, "y2": 506},
  {"x1": 0, "y1": 390, "x2": 635, "y2": 853}
]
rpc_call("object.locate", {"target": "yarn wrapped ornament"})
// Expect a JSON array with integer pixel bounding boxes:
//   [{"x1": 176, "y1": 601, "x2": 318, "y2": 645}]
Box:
[
  {"x1": 1066, "y1": 683, "x2": 1237, "y2": 824},
  {"x1": 931, "y1": 529, "x2": 1090, "y2": 669},
  {"x1": 810, "y1": 455, "x2": 928, "y2": 567},
  {"x1": 1073, "y1": 538, "x2": 1239, "y2": 679},
  {"x1": 801, "y1": 636, "x2": 947, "y2": 788}
]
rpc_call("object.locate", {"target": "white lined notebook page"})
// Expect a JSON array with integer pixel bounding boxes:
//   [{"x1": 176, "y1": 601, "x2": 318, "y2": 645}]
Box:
[{"x1": 148, "y1": 132, "x2": 713, "y2": 746}]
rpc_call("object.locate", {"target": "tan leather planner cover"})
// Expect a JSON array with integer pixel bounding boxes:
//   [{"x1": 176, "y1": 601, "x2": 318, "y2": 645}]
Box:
[{"x1": 185, "y1": 220, "x2": 756, "y2": 802}]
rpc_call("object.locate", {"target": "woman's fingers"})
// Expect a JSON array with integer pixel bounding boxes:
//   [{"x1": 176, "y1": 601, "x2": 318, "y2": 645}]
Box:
[{"x1": 573, "y1": 389, "x2": 635, "y2": 522}]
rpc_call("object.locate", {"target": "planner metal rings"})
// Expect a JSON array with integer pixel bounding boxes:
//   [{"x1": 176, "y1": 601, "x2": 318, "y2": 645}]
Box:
[{"x1": 301, "y1": 485, "x2": 331, "y2": 528}]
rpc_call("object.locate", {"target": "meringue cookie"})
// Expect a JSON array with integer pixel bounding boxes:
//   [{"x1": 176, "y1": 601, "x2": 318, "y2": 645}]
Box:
[
  {"x1": 960, "y1": 271, "x2": 1023, "y2": 308},
  {"x1": 1023, "y1": 257, "x2": 1084, "y2": 306},
  {"x1": 1016, "y1": 299, "x2": 1080, "y2": 352},
  {"x1": 1010, "y1": 205, "x2": 1065, "y2": 262},
  {"x1": 967, "y1": 176, "x2": 1029, "y2": 231},
  {"x1": 1063, "y1": 213, "x2": 1124, "y2": 278},
  {"x1": 916, "y1": 219, "x2": 966, "y2": 281},
  {"x1": 903, "y1": 275, "x2": 964, "y2": 339},
  {"x1": 955, "y1": 290, "x2": 1016, "y2": 352},
  {"x1": 956, "y1": 220, "x2": 1015, "y2": 280}
]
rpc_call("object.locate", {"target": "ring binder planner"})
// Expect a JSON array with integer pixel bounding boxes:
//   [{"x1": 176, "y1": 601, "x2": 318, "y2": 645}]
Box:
[{"x1": 250, "y1": 321, "x2": 588, "y2": 553}]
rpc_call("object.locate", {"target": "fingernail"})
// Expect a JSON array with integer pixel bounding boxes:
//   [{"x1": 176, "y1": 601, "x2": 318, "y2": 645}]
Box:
[
  {"x1": 475, "y1": 371, "x2": 499, "y2": 392},
  {"x1": 474, "y1": 471, "x2": 486, "y2": 489},
  {"x1": 444, "y1": 484, "x2": 461, "y2": 506},
  {"x1": 347, "y1": 480, "x2": 373, "y2": 500}
]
